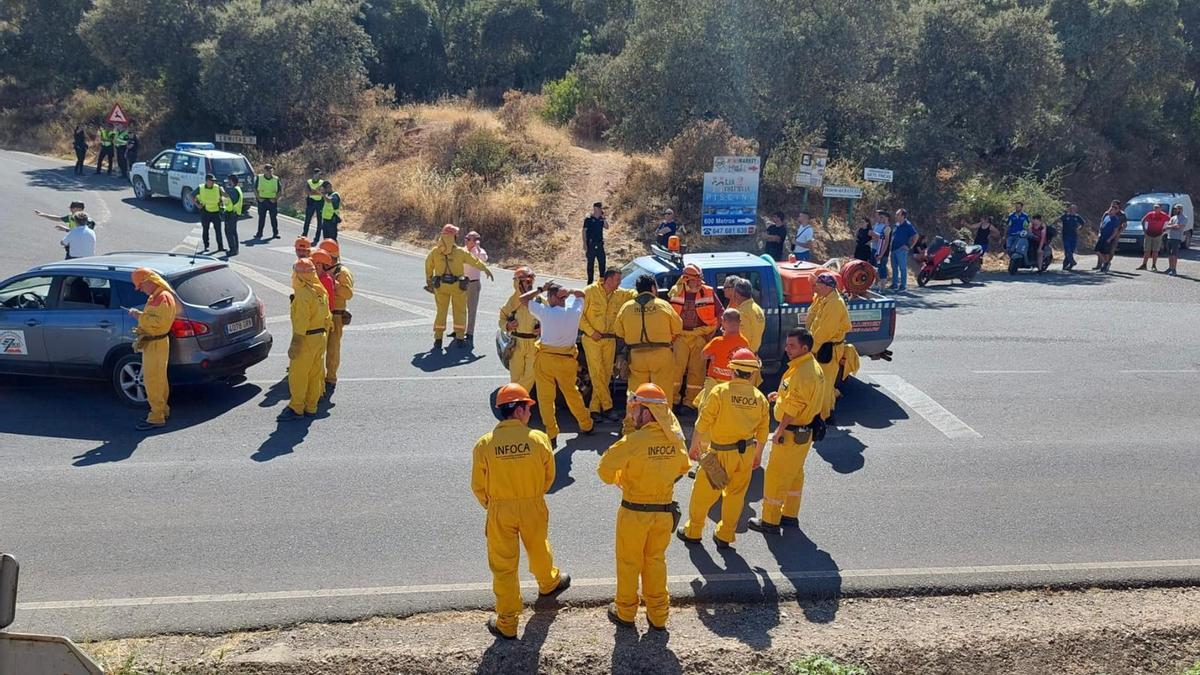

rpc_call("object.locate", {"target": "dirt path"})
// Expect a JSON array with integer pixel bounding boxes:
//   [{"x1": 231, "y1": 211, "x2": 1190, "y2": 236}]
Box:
[{"x1": 86, "y1": 586, "x2": 1200, "y2": 674}]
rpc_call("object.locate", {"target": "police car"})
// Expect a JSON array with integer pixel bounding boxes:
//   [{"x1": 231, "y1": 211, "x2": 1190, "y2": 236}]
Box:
[{"x1": 129, "y1": 142, "x2": 257, "y2": 214}]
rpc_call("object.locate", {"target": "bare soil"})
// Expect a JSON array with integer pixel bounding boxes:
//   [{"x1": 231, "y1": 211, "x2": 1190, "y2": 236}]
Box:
[{"x1": 86, "y1": 586, "x2": 1200, "y2": 674}]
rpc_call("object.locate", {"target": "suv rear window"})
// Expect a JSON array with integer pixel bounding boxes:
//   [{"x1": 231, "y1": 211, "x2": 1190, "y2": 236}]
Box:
[
  {"x1": 173, "y1": 267, "x2": 251, "y2": 307},
  {"x1": 209, "y1": 157, "x2": 252, "y2": 176}
]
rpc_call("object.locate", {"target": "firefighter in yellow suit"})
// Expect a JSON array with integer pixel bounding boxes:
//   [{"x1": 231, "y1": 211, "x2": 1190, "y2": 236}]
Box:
[
  {"x1": 597, "y1": 383, "x2": 690, "y2": 630},
  {"x1": 667, "y1": 263, "x2": 723, "y2": 410},
  {"x1": 613, "y1": 273, "x2": 682, "y2": 397},
  {"x1": 580, "y1": 268, "x2": 636, "y2": 419},
  {"x1": 280, "y1": 258, "x2": 332, "y2": 420},
  {"x1": 317, "y1": 240, "x2": 354, "y2": 393},
  {"x1": 425, "y1": 223, "x2": 492, "y2": 350},
  {"x1": 472, "y1": 383, "x2": 571, "y2": 640},
  {"x1": 678, "y1": 348, "x2": 769, "y2": 548},
  {"x1": 129, "y1": 268, "x2": 178, "y2": 431},
  {"x1": 748, "y1": 330, "x2": 825, "y2": 533},
  {"x1": 498, "y1": 267, "x2": 541, "y2": 391},
  {"x1": 805, "y1": 273, "x2": 852, "y2": 423}
]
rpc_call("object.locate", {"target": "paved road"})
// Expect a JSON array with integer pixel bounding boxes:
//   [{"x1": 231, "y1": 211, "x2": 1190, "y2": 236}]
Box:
[{"x1": 3, "y1": 149, "x2": 1199, "y2": 640}]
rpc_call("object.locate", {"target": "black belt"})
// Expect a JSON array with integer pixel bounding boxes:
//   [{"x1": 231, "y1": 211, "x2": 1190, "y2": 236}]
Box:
[
  {"x1": 305, "y1": 328, "x2": 327, "y2": 335},
  {"x1": 141, "y1": 333, "x2": 169, "y2": 342},
  {"x1": 598, "y1": 332, "x2": 617, "y2": 339},
  {"x1": 439, "y1": 274, "x2": 460, "y2": 283},
  {"x1": 512, "y1": 332, "x2": 538, "y2": 339},
  {"x1": 783, "y1": 423, "x2": 815, "y2": 444},
  {"x1": 467, "y1": 279, "x2": 480, "y2": 284},
  {"x1": 629, "y1": 342, "x2": 671, "y2": 350},
  {"x1": 710, "y1": 439, "x2": 755, "y2": 453},
  {"x1": 621, "y1": 500, "x2": 681, "y2": 530}
]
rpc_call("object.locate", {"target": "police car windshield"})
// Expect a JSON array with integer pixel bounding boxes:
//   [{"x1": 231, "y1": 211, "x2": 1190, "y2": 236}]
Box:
[{"x1": 209, "y1": 158, "x2": 251, "y2": 177}]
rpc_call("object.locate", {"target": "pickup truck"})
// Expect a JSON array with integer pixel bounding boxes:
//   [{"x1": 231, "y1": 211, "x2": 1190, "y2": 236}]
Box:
[{"x1": 496, "y1": 248, "x2": 897, "y2": 394}]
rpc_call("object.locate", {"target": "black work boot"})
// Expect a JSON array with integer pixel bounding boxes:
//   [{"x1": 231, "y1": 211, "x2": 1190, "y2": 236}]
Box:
[
  {"x1": 433, "y1": 338, "x2": 443, "y2": 351},
  {"x1": 747, "y1": 517, "x2": 781, "y2": 535}
]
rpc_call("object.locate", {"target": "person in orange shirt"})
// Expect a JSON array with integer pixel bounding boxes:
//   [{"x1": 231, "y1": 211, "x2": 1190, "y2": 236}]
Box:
[
  {"x1": 692, "y1": 309, "x2": 748, "y2": 409},
  {"x1": 311, "y1": 249, "x2": 337, "y2": 311}
]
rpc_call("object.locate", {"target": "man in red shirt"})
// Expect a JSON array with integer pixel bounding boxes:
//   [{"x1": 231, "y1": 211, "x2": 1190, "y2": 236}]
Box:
[{"x1": 1138, "y1": 203, "x2": 1170, "y2": 271}]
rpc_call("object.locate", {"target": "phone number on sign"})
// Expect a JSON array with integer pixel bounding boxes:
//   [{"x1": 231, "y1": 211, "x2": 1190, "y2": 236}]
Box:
[{"x1": 701, "y1": 225, "x2": 757, "y2": 236}]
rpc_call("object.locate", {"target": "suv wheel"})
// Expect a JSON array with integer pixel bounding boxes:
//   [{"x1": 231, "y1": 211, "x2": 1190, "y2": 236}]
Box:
[
  {"x1": 112, "y1": 353, "x2": 150, "y2": 407},
  {"x1": 181, "y1": 187, "x2": 197, "y2": 214},
  {"x1": 133, "y1": 176, "x2": 151, "y2": 200}
]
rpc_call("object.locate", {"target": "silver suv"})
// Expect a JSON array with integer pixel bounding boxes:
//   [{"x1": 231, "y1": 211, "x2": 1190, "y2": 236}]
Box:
[{"x1": 0, "y1": 252, "x2": 273, "y2": 405}]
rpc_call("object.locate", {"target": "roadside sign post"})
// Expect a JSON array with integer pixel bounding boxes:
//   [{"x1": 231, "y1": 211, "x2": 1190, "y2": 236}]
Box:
[
  {"x1": 864, "y1": 167, "x2": 893, "y2": 211},
  {"x1": 105, "y1": 103, "x2": 129, "y2": 127},
  {"x1": 793, "y1": 148, "x2": 828, "y2": 214},
  {"x1": 821, "y1": 185, "x2": 865, "y2": 228},
  {"x1": 702, "y1": 156, "x2": 761, "y2": 236},
  {"x1": 215, "y1": 130, "x2": 257, "y2": 152}
]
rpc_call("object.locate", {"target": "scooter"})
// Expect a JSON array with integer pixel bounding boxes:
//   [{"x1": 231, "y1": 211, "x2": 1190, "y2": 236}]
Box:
[
  {"x1": 1007, "y1": 228, "x2": 1055, "y2": 275},
  {"x1": 916, "y1": 236, "x2": 984, "y2": 286}
]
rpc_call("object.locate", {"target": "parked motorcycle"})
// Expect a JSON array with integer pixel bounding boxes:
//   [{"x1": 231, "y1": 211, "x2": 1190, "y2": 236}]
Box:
[
  {"x1": 916, "y1": 236, "x2": 984, "y2": 286},
  {"x1": 1007, "y1": 228, "x2": 1055, "y2": 275}
]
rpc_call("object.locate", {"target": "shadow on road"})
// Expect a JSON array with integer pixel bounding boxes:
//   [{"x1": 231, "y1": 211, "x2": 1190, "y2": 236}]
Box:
[
  {"x1": 475, "y1": 606, "x2": 559, "y2": 673},
  {"x1": 687, "y1": 544, "x2": 778, "y2": 649},
  {"x1": 611, "y1": 623, "x2": 682, "y2": 675},
  {"x1": 411, "y1": 346, "x2": 484, "y2": 372},
  {"x1": 813, "y1": 433, "x2": 868, "y2": 474},
  {"x1": 548, "y1": 419, "x2": 622, "y2": 494},
  {"x1": 835, "y1": 377, "x2": 908, "y2": 431},
  {"x1": 119, "y1": 196, "x2": 197, "y2": 224},
  {"x1": 252, "y1": 392, "x2": 337, "y2": 462},
  {"x1": 21, "y1": 166, "x2": 130, "y2": 193},
  {"x1": 764, "y1": 527, "x2": 842, "y2": 623}
]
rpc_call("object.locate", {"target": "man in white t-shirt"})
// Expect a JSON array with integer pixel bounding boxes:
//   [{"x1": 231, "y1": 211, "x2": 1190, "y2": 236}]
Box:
[
  {"x1": 526, "y1": 282, "x2": 594, "y2": 446},
  {"x1": 791, "y1": 211, "x2": 814, "y2": 261},
  {"x1": 463, "y1": 231, "x2": 489, "y2": 343},
  {"x1": 61, "y1": 212, "x2": 96, "y2": 259}
]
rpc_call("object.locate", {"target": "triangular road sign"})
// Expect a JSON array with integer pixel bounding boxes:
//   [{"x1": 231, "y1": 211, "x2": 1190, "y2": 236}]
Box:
[{"x1": 106, "y1": 103, "x2": 129, "y2": 125}]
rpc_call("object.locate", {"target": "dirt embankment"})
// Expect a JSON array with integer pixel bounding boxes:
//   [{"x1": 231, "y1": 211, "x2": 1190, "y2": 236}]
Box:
[{"x1": 86, "y1": 586, "x2": 1200, "y2": 674}]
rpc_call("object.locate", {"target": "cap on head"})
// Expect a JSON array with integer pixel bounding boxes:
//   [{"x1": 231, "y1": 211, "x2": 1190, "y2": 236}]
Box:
[
  {"x1": 205, "y1": 173, "x2": 216, "y2": 181},
  {"x1": 816, "y1": 272, "x2": 838, "y2": 288},
  {"x1": 593, "y1": 202, "x2": 604, "y2": 209},
  {"x1": 131, "y1": 267, "x2": 154, "y2": 287},
  {"x1": 294, "y1": 258, "x2": 316, "y2": 274},
  {"x1": 311, "y1": 249, "x2": 334, "y2": 266},
  {"x1": 441, "y1": 224, "x2": 460, "y2": 237},
  {"x1": 295, "y1": 236, "x2": 312, "y2": 253},
  {"x1": 264, "y1": 163, "x2": 274, "y2": 170},
  {"x1": 496, "y1": 383, "x2": 536, "y2": 407},
  {"x1": 629, "y1": 383, "x2": 668, "y2": 406},
  {"x1": 317, "y1": 240, "x2": 340, "y2": 257},
  {"x1": 682, "y1": 263, "x2": 702, "y2": 278}
]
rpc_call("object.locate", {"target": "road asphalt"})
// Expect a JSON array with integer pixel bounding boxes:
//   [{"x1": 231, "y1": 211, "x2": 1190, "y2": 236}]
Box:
[{"x1": 2, "y1": 149, "x2": 1199, "y2": 640}]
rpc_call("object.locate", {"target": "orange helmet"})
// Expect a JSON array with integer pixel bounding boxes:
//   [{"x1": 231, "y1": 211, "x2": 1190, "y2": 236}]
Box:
[
  {"x1": 496, "y1": 383, "x2": 535, "y2": 407},
  {"x1": 628, "y1": 383, "x2": 668, "y2": 406},
  {"x1": 729, "y1": 348, "x2": 761, "y2": 372},
  {"x1": 514, "y1": 266, "x2": 535, "y2": 280},
  {"x1": 317, "y1": 240, "x2": 340, "y2": 257},
  {"x1": 295, "y1": 236, "x2": 312, "y2": 253},
  {"x1": 441, "y1": 223, "x2": 460, "y2": 237},
  {"x1": 311, "y1": 249, "x2": 334, "y2": 267},
  {"x1": 131, "y1": 267, "x2": 153, "y2": 287},
  {"x1": 682, "y1": 263, "x2": 702, "y2": 278}
]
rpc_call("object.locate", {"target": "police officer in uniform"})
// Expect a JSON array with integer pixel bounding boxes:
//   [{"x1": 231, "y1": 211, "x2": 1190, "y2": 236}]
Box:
[
  {"x1": 302, "y1": 168, "x2": 324, "y2": 238},
  {"x1": 114, "y1": 125, "x2": 129, "y2": 178},
  {"x1": 194, "y1": 173, "x2": 226, "y2": 252},
  {"x1": 95, "y1": 126, "x2": 114, "y2": 175},
  {"x1": 222, "y1": 175, "x2": 244, "y2": 256},
  {"x1": 255, "y1": 164, "x2": 281, "y2": 239},
  {"x1": 316, "y1": 180, "x2": 341, "y2": 243}
]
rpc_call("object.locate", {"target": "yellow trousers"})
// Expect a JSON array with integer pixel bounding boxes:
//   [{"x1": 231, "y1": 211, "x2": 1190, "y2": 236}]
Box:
[
  {"x1": 683, "y1": 448, "x2": 756, "y2": 543},
  {"x1": 288, "y1": 333, "x2": 327, "y2": 415},
  {"x1": 534, "y1": 349, "x2": 593, "y2": 439},
  {"x1": 671, "y1": 333, "x2": 707, "y2": 407},
  {"x1": 325, "y1": 315, "x2": 344, "y2": 384},
  {"x1": 818, "y1": 350, "x2": 842, "y2": 419},
  {"x1": 628, "y1": 347, "x2": 673, "y2": 392},
  {"x1": 760, "y1": 436, "x2": 813, "y2": 525},
  {"x1": 142, "y1": 339, "x2": 170, "y2": 424},
  {"x1": 433, "y1": 284, "x2": 467, "y2": 339},
  {"x1": 581, "y1": 335, "x2": 616, "y2": 413},
  {"x1": 509, "y1": 338, "x2": 537, "y2": 391},
  {"x1": 486, "y1": 498, "x2": 561, "y2": 637},
  {"x1": 614, "y1": 507, "x2": 672, "y2": 626}
]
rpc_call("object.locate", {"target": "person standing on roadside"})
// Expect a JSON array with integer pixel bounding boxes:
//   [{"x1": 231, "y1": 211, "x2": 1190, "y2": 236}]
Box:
[
  {"x1": 1094, "y1": 201, "x2": 1125, "y2": 273},
  {"x1": 655, "y1": 208, "x2": 683, "y2": 248},
  {"x1": 124, "y1": 128, "x2": 139, "y2": 168},
  {"x1": 583, "y1": 202, "x2": 607, "y2": 284},
  {"x1": 854, "y1": 217, "x2": 875, "y2": 262},
  {"x1": 113, "y1": 125, "x2": 129, "y2": 178},
  {"x1": 526, "y1": 282, "x2": 595, "y2": 447},
  {"x1": 222, "y1": 175, "x2": 244, "y2": 256},
  {"x1": 129, "y1": 268, "x2": 178, "y2": 431},
  {"x1": 973, "y1": 215, "x2": 996, "y2": 254},
  {"x1": 317, "y1": 240, "x2": 354, "y2": 393},
  {"x1": 194, "y1": 173, "x2": 226, "y2": 252},
  {"x1": 764, "y1": 211, "x2": 788, "y2": 261},
  {"x1": 1137, "y1": 203, "x2": 1169, "y2": 272},
  {"x1": 255, "y1": 163, "x2": 281, "y2": 240},
  {"x1": 1164, "y1": 203, "x2": 1187, "y2": 276},
  {"x1": 791, "y1": 212, "x2": 814, "y2": 261},
  {"x1": 72, "y1": 125, "x2": 88, "y2": 176},
  {"x1": 581, "y1": 268, "x2": 637, "y2": 421},
  {"x1": 872, "y1": 210, "x2": 892, "y2": 292},
  {"x1": 463, "y1": 231, "x2": 488, "y2": 344},
  {"x1": 316, "y1": 180, "x2": 341, "y2": 243},
  {"x1": 890, "y1": 209, "x2": 918, "y2": 290},
  {"x1": 302, "y1": 168, "x2": 324, "y2": 238},
  {"x1": 95, "y1": 126, "x2": 114, "y2": 175},
  {"x1": 1056, "y1": 205, "x2": 1086, "y2": 271}
]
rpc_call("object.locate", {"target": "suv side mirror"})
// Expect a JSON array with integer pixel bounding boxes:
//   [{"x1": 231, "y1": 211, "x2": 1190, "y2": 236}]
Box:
[{"x1": 0, "y1": 553, "x2": 17, "y2": 630}]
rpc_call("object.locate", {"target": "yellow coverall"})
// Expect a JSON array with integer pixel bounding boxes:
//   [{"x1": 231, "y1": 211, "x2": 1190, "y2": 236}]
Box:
[
  {"x1": 597, "y1": 420, "x2": 690, "y2": 627},
  {"x1": 805, "y1": 290, "x2": 852, "y2": 418},
  {"x1": 325, "y1": 264, "x2": 354, "y2": 384},
  {"x1": 682, "y1": 379, "x2": 770, "y2": 544},
  {"x1": 134, "y1": 277, "x2": 178, "y2": 425},
  {"x1": 613, "y1": 293, "x2": 682, "y2": 393},
  {"x1": 760, "y1": 353, "x2": 825, "y2": 525},
  {"x1": 288, "y1": 271, "x2": 332, "y2": 415},
  {"x1": 579, "y1": 282, "x2": 637, "y2": 414},
  {"x1": 498, "y1": 286, "x2": 541, "y2": 391},
  {"x1": 471, "y1": 418, "x2": 563, "y2": 638},
  {"x1": 734, "y1": 297, "x2": 766, "y2": 353},
  {"x1": 668, "y1": 281, "x2": 721, "y2": 407},
  {"x1": 425, "y1": 235, "x2": 490, "y2": 340}
]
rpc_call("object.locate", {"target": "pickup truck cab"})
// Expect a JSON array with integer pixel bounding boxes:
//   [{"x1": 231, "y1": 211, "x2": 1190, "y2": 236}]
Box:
[
  {"x1": 130, "y1": 142, "x2": 257, "y2": 214},
  {"x1": 617, "y1": 249, "x2": 897, "y2": 372}
]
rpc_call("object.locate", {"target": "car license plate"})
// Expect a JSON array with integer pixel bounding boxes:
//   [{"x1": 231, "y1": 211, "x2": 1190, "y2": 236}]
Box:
[
  {"x1": 1119, "y1": 238, "x2": 1136, "y2": 244},
  {"x1": 226, "y1": 317, "x2": 253, "y2": 335}
]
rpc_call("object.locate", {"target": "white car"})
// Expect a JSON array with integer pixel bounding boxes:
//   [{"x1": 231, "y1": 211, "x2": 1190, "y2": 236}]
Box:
[
  {"x1": 1119, "y1": 192, "x2": 1194, "y2": 251},
  {"x1": 129, "y1": 142, "x2": 257, "y2": 214}
]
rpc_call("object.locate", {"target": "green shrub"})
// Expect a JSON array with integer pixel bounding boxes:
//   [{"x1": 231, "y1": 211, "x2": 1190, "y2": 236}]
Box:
[
  {"x1": 541, "y1": 71, "x2": 584, "y2": 126},
  {"x1": 788, "y1": 654, "x2": 868, "y2": 675},
  {"x1": 1183, "y1": 660, "x2": 1200, "y2": 675},
  {"x1": 450, "y1": 127, "x2": 512, "y2": 183},
  {"x1": 948, "y1": 167, "x2": 1066, "y2": 223}
]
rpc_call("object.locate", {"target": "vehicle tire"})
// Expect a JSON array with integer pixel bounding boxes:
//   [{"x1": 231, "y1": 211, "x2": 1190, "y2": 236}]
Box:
[
  {"x1": 181, "y1": 187, "x2": 197, "y2": 214},
  {"x1": 916, "y1": 270, "x2": 931, "y2": 287},
  {"x1": 1008, "y1": 258, "x2": 1019, "y2": 275},
  {"x1": 111, "y1": 353, "x2": 150, "y2": 408},
  {"x1": 133, "y1": 176, "x2": 151, "y2": 200}
]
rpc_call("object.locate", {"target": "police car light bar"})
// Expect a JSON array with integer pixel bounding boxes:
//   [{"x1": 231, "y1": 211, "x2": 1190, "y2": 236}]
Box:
[{"x1": 176, "y1": 142, "x2": 216, "y2": 151}]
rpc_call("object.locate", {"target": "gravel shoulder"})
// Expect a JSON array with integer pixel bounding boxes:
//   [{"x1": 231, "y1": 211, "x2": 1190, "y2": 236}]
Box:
[{"x1": 85, "y1": 586, "x2": 1200, "y2": 674}]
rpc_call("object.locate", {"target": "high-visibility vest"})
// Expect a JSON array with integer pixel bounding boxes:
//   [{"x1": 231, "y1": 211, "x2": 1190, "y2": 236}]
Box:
[
  {"x1": 114, "y1": 130, "x2": 128, "y2": 147},
  {"x1": 196, "y1": 184, "x2": 222, "y2": 213},
  {"x1": 257, "y1": 175, "x2": 279, "y2": 199},
  {"x1": 99, "y1": 129, "x2": 112, "y2": 147},
  {"x1": 307, "y1": 178, "x2": 323, "y2": 201},
  {"x1": 321, "y1": 192, "x2": 340, "y2": 220},
  {"x1": 223, "y1": 186, "x2": 243, "y2": 215},
  {"x1": 669, "y1": 284, "x2": 719, "y2": 327}
]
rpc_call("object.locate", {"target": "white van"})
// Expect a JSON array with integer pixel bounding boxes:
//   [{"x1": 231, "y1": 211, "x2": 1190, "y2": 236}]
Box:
[{"x1": 1119, "y1": 193, "x2": 1194, "y2": 251}]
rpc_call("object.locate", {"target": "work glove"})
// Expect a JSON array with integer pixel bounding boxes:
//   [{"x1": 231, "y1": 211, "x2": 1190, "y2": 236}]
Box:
[
  {"x1": 288, "y1": 334, "x2": 301, "y2": 360},
  {"x1": 697, "y1": 451, "x2": 728, "y2": 490}
]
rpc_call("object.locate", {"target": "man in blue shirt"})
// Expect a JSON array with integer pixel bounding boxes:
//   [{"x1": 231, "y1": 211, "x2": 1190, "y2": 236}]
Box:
[
  {"x1": 1004, "y1": 202, "x2": 1030, "y2": 253},
  {"x1": 889, "y1": 209, "x2": 917, "y2": 290},
  {"x1": 1093, "y1": 201, "x2": 1125, "y2": 272},
  {"x1": 1056, "y1": 204, "x2": 1086, "y2": 271}
]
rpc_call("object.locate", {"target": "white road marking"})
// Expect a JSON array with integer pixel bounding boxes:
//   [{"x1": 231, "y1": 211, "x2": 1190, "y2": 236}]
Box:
[
  {"x1": 869, "y1": 373, "x2": 982, "y2": 440},
  {"x1": 971, "y1": 370, "x2": 1052, "y2": 374},
  {"x1": 230, "y1": 258, "x2": 433, "y2": 318},
  {"x1": 264, "y1": 315, "x2": 428, "y2": 331},
  {"x1": 263, "y1": 245, "x2": 378, "y2": 270},
  {"x1": 1118, "y1": 369, "x2": 1198, "y2": 374},
  {"x1": 19, "y1": 557, "x2": 1200, "y2": 611}
]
